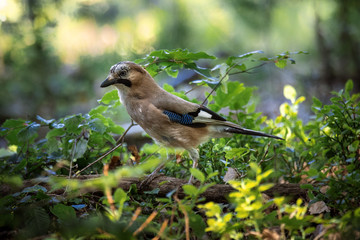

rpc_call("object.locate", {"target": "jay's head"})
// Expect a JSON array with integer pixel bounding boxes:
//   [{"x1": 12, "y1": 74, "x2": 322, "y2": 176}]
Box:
[{"x1": 100, "y1": 61, "x2": 154, "y2": 90}]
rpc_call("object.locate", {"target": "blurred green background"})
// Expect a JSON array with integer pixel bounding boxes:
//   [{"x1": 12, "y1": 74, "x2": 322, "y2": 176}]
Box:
[{"x1": 0, "y1": 0, "x2": 359, "y2": 122}]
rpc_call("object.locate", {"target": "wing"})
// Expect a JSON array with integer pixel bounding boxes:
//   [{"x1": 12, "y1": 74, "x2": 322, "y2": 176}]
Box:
[
  {"x1": 162, "y1": 106, "x2": 283, "y2": 140},
  {"x1": 162, "y1": 106, "x2": 226, "y2": 127}
]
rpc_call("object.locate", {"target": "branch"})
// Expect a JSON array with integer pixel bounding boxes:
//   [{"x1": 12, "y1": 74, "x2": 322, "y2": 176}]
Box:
[
  {"x1": 73, "y1": 120, "x2": 136, "y2": 177},
  {"x1": 8, "y1": 175, "x2": 308, "y2": 204}
]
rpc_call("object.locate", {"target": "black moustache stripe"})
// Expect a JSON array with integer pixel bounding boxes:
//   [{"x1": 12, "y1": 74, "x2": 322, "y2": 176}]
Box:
[{"x1": 116, "y1": 79, "x2": 132, "y2": 87}]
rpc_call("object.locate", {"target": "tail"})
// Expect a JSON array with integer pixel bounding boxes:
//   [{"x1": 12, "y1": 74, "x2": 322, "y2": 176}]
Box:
[{"x1": 225, "y1": 126, "x2": 283, "y2": 140}]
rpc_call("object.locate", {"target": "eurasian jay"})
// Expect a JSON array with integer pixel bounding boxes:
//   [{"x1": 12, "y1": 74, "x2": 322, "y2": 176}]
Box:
[{"x1": 100, "y1": 61, "x2": 282, "y2": 182}]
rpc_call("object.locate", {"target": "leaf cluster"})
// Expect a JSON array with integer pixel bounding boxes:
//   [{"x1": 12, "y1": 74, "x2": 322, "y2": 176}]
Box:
[{"x1": 0, "y1": 49, "x2": 359, "y2": 239}]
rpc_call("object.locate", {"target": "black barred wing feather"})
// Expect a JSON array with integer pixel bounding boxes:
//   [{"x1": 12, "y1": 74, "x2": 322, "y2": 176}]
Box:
[{"x1": 162, "y1": 106, "x2": 225, "y2": 127}]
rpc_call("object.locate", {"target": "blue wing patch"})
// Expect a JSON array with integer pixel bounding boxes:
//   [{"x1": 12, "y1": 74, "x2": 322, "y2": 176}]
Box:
[{"x1": 163, "y1": 110, "x2": 194, "y2": 125}]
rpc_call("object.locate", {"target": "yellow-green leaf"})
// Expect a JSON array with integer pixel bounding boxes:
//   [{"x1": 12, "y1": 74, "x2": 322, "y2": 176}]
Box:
[
  {"x1": 284, "y1": 85, "x2": 297, "y2": 103},
  {"x1": 190, "y1": 168, "x2": 205, "y2": 183}
]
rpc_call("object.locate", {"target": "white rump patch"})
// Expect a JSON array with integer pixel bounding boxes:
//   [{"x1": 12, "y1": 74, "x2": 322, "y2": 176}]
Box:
[{"x1": 198, "y1": 110, "x2": 212, "y2": 119}]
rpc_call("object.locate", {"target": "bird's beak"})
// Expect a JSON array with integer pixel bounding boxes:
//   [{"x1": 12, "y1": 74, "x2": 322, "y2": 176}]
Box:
[
  {"x1": 100, "y1": 77, "x2": 116, "y2": 88},
  {"x1": 101, "y1": 77, "x2": 132, "y2": 88}
]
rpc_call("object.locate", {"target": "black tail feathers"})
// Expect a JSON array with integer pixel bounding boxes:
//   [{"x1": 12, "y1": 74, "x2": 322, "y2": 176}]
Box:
[{"x1": 225, "y1": 127, "x2": 283, "y2": 140}]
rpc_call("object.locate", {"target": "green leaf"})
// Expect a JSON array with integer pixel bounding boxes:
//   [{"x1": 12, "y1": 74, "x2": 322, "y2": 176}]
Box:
[
  {"x1": 235, "y1": 63, "x2": 247, "y2": 71},
  {"x1": 142, "y1": 63, "x2": 159, "y2": 77},
  {"x1": 74, "y1": 137, "x2": 88, "y2": 159},
  {"x1": 300, "y1": 184, "x2": 314, "y2": 191},
  {"x1": 349, "y1": 141, "x2": 359, "y2": 153},
  {"x1": 64, "y1": 114, "x2": 83, "y2": 133},
  {"x1": 189, "y1": 213, "x2": 206, "y2": 237},
  {"x1": 17, "y1": 122, "x2": 40, "y2": 142},
  {"x1": 149, "y1": 49, "x2": 216, "y2": 61},
  {"x1": 294, "y1": 96, "x2": 306, "y2": 105},
  {"x1": 108, "y1": 124, "x2": 124, "y2": 135},
  {"x1": 190, "y1": 168, "x2": 205, "y2": 183},
  {"x1": 231, "y1": 87, "x2": 253, "y2": 110},
  {"x1": 0, "y1": 174, "x2": 23, "y2": 186},
  {"x1": 258, "y1": 183, "x2": 274, "y2": 192},
  {"x1": 88, "y1": 118, "x2": 107, "y2": 134},
  {"x1": 163, "y1": 83, "x2": 175, "y2": 92},
  {"x1": 36, "y1": 115, "x2": 54, "y2": 125},
  {"x1": 1, "y1": 119, "x2": 26, "y2": 129},
  {"x1": 186, "y1": 51, "x2": 216, "y2": 60},
  {"x1": 206, "y1": 171, "x2": 219, "y2": 180},
  {"x1": 312, "y1": 97, "x2": 322, "y2": 108},
  {"x1": 24, "y1": 207, "x2": 50, "y2": 237},
  {"x1": 345, "y1": 79, "x2": 353, "y2": 94},
  {"x1": 89, "y1": 105, "x2": 108, "y2": 116},
  {"x1": 213, "y1": 82, "x2": 246, "y2": 109},
  {"x1": 198, "y1": 182, "x2": 215, "y2": 195},
  {"x1": 198, "y1": 202, "x2": 221, "y2": 217},
  {"x1": 99, "y1": 89, "x2": 119, "y2": 104},
  {"x1": 226, "y1": 51, "x2": 264, "y2": 67},
  {"x1": 275, "y1": 59, "x2": 287, "y2": 68},
  {"x1": 182, "y1": 184, "x2": 198, "y2": 196},
  {"x1": 305, "y1": 168, "x2": 318, "y2": 177},
  {"x1": 305, "y1": 227, "x2": 316, "y2": 234},
  {"x1": 46, "y1": 128, "x2": 65, "y2": 139},
  {"x1": 50, "y1": 204, "x2": 76, "y2": 221},
  {"x1": 114, "y1": 188, "x2": 127, "y2": 218},
  {"x1": 165, "y1": 67, "x2": 179, "y2": 78},
  {"x1": 249, "y1": 162, "x2": 261, "y2": 175},
  {"x1": 46, "y1": 137, "x2": 59, "y2": 153},
  {"x1": 189, "y1": 65, "x2": 217, "y2": 81},
  {"x1": 225, "y1": 148, "x2": 249, "y2": 159},
  {"x1": 1, "y1": 119, "x2": 27, "y2": 144}
]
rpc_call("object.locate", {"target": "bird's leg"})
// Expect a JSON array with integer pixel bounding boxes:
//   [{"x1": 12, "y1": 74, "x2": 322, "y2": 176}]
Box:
[{"x1": 188, "y1": 148, "x2": 199, "y2": 184}]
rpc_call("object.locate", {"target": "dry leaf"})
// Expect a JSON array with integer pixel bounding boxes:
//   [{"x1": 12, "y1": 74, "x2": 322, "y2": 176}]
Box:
[
  {"x1": 320, "y1": 185, "x2": 330, "y2": 194},
  {"x1": 128, "y1": 145, "x2": 141, "y2": 164},
  {"x1": 108, "y1": 156, "x2": 121, "y2": 170},
  {"x1": 176, "y1": 153, "x2": 183, "y2": 164},
  {"x1": 223, "y1": 167, "x2": 240, "y2": 182},
  {"x1": 262, "y1": 228, "x2": 280, "y2": 240},
  {"x1": 309, "y1": 201, "x2": 330, "y2": 215}
]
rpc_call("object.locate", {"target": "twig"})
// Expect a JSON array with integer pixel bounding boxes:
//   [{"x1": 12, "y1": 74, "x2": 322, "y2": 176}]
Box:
[
  {"x1": 69, "y1": 138, "x2": 77, "y2": 178},
  {"x1": 228, "y1": 62, "x2": 267, "y2": 76},
  {"x1": 152, "y1": 219, "x2": 169, "y2": 240},
  {"x1": 103, "y1": 164, "x2": 116, "y2": 213},
  {"x1": 184, "y1": 82, "x2": 206, "y2": 95},
  {"x1": 133, "y1": 211, "x2": 158, "y2": 236},
  {"x1": 258, "y1": 142, "x2": 271, "y2": 166},
  {"x1": 201, "y1": 62, "x2": 268, "y2": 106},
  {"x1": 201, "y1": 64, "x2": 238, "y2": 106},
  {"x1": 174, "y1": 195, "x2": 190, "y2": 240},
  {"x1": 74, "y1": 120, "x2": 136, "y2": 177},
  {"x1": 169, "y1": 206, "x2": 176, "y2": 235},
  {"x1": 125, "y1": 207, "x2": 142, "y2": 231}
]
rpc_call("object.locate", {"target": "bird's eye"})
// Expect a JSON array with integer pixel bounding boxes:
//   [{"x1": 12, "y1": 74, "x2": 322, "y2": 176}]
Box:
[{"x1": 119, "y1": 71, "x2": 127, "y2": 77}]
